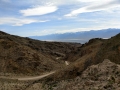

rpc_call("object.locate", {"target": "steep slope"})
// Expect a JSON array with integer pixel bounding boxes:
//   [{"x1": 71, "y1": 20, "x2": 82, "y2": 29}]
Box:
[
  {"x1": 0, "y1": 31, "x2": 81, "y2": 75},
  {"x1": 95, "y1": 33, "x2": 120, "y2": 64}
]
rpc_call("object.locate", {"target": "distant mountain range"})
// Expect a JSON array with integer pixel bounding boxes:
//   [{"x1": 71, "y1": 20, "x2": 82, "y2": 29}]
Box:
[{"x1": 30, "y1": 28, "x2": 120, "y2": 43}]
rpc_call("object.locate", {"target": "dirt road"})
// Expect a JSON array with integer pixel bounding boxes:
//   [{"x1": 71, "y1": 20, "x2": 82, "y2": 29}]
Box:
[{"x1": 0, "y1": 71, "x2": 55, "y2": 81}]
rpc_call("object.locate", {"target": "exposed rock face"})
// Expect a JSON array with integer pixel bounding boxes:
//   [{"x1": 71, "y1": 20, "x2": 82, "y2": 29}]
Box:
[{"x1": 46, "y1": 59, "x2": 120, "y2": 90}]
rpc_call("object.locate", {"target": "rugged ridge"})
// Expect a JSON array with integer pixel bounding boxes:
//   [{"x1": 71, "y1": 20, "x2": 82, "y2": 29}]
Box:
[{"x1": 0, "y1": 31, "x2": 81, "y2": 75}]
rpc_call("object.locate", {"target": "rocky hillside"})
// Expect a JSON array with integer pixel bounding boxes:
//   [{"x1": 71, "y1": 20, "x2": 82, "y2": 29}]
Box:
[
  {"x1": 43, "y1": 33, "x2": 120, "y2": 81},
  {"x1": 44, "y1": 59, "x2": 120, "y2": 90},
  {"x1": 0, "y1": 31, "x2": 120, "y2": 90},
  {"x1": 24, "y1": 33, "x2": 120, "y2": 90},
  {"x1": 0, "y1": 31, "x2": 81, "y2": 75}
]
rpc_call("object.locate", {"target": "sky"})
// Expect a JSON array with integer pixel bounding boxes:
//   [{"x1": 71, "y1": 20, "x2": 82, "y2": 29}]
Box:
[{"x1": 0, "y1": 0, "x2": 120, "y2": 36}]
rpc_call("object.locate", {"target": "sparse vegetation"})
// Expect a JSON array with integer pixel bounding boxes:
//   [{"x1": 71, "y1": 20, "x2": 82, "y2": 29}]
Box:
[
  {"x1": 43, "y1": 60, "x2": 120, "y2": 90},
  {"x1": 0, "y1": 31, "x2": 120, "y2": 90}
]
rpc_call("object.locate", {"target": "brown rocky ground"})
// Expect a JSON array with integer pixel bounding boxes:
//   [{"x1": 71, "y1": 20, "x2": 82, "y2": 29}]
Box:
[
  {"x1": 0, "y1": 31, "x2": 81, "y2": 75},
  {"x1": 0, "y1": 59, "x2": 120, "y2": 90},
  {"x1": 24, "y1": 34, "x2": 120, "y2": 90},
  {"x1": 43, "y1": 33, "x2": 120, "y2": 81},
  {"x1": 0, "y1": 31, "x2": 120, "y2": 90},
  {"x1": 43, "y1": 59, "x2": 120, "y2": 90}
]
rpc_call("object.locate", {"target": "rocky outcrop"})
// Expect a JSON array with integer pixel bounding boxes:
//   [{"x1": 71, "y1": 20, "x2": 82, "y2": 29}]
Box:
[{"x1": 46, "y1": 59, "x2": 120, "y2": 90}]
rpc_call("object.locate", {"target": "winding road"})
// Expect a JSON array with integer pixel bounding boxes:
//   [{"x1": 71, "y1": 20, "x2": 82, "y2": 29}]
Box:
[{"x1": 0, "y1": 71, "x2": 55, "y2": 81}]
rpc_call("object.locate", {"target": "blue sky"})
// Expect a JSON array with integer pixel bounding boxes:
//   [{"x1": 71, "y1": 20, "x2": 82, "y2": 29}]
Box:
[{"x1": 0, "y1": 0, "x2": 120, "y2": 36}]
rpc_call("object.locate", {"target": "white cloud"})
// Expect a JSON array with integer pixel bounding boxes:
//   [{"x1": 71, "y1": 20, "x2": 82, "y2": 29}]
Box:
[
  {"x1": 34, "y1": 26, "x2": 120, "y2": 36},
  {"x1": 32, "y1": 18, "x2": 120, "y2": 36},
  {"x1": 31, "y1": 28, "x2": 99, "y2": 36},
  {"x1": 77, "y1": 0, "x2": 98, "y2": 2},
  {"x1": 0, "y1": 17, "x2": 49, "y2": 26},
  {"x1": 65, "y1": 0, "x2": 120, "y2": 17},
  {"x1": 46, "y1": 0, "x2": 80, "y2": 5},
  {"x1": 24, "y1": 0, "x2": 81, "y2": 6},
  {"x1": 20, "y1": 5, "x2": 58, "y2": 16}
]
